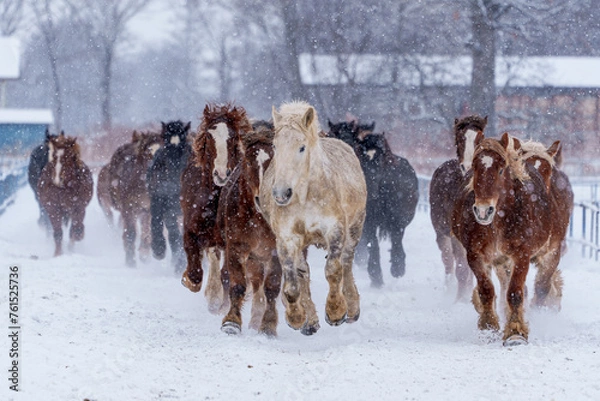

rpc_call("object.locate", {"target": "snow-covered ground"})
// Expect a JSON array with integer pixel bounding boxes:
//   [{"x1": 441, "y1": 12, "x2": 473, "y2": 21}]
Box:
[{"x1": 1, "y1": 184, "x2": 599, "y2": 401}]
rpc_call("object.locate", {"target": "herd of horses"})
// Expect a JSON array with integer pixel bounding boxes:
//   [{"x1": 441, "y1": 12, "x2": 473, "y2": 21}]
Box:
[{"x1": 26, "y1": 101, "x2": 573, "y2": 346}]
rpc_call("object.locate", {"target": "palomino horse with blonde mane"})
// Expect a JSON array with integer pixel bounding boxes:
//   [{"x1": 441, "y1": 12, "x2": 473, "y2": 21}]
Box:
[
  {"x1": 429, "y1": 115, "x2": 486, "y2": 301},
  {"x1": 452, "y1": 133, "x2": 566, "y2": 346},
  {"x1": 180, "y1": 103, "x2": 252, "y2": 313},
  {"x1": 38, "y1": 133, "x2": 93, "y2": 256},
  {"x1": 259, "y1": 101, "x2": 367, "y2": 335}
]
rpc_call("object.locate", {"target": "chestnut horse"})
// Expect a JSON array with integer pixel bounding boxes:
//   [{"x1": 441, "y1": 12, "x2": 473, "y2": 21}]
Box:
[
  {"x1": 452, "y1": 133, "x2": 563, "y2": 345},
  {"x1": 259, "y1": 101, "x2": 367, "y2": 335},
  {"x1": 218, "y1": 121, "x2": 282, "y2": 336},
  {"x1": 180, "y1": 103, "x2": 252, "y2": 313},
  {"x1": 519, "y1": 139, "x2": 573, "y2": 308},
  {"x1": 328, "y1": 120, "x2": 418, "y2": 287},
  {"x1": 37, "y1": 133, "x2": 93, "y2": 256},
  {"x1": 99, "y1": 131, "x2": 162, "y2": 266},
  {"x1": 429, "y1": 115, "x2": 487, "y2": 301}
]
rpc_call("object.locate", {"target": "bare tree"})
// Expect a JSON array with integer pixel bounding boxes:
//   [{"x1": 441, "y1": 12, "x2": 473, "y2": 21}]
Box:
[
  {"x1": 0, "y1": 0, "x2": 24, "y2": 35},
  {"x1": 30, "y1": 0, "x2": 68, "y2": 131},
  {"x1": 66, "y1": 0, "x2": 152, "y2": 131}
]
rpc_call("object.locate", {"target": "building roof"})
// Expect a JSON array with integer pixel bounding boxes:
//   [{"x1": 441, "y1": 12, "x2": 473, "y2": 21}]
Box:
[
  {"x1": 0, "y1": 37, "x2": 20, "y2": 80},
  {"x1": 0, "y1": 109, "x2": 54, "y2": 124},
  {"x1": 299, "y1": 54, "x2": 600, "y2": 89}
]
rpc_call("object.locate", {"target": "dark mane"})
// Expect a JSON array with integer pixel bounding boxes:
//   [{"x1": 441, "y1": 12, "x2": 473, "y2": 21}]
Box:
[{"x1": 453, "y1": 115, "x2": 488, "y2": 134}]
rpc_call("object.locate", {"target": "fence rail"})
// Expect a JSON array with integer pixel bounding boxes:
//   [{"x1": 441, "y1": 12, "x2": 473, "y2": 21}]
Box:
[{"x1": 568, "y1": 201, "x2": 600, "y2": 261}]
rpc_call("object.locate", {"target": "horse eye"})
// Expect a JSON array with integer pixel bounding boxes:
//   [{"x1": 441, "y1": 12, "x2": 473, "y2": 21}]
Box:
[
  {"x1": 299, "y1": 145, "x2": 305, "y2": 153},
  {"x1": 499, "y1": 168, "x2": 504, "y2": 176}
]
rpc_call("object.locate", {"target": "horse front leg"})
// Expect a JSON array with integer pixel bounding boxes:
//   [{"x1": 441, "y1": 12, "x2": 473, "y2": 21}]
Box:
[
  {"x1": 503, "y1": 254, "x2": 530, "y2": 346},
  {"x1": 390, "y1": 226, "x2": 406, "y2": 278},
  {"x1": 298, "y1": 250, "x2": 319, "y2": 335},
  {"x1": 48, "y1": 209, "x2": 63, "y2": 257},
  {"x1": 164, "y1": 204, "x2": 185, "y2": 273},
  {"x1": 324, "y1": 228, "x2": 348, "y2": 327},
  {"x1": 278, "y1": 242, "x2": 307, "y2": 332},
  {"x1": 205, "y1": 247, "x2": 227, "y2": 314},
  {"x1": 436, "y1": 233, "x2": 455, "y2": 286},
  {"x1": 364, "y1": 222, "x2": 383, "y2": 288},
  {"x1": 452, "y1": 236, "x2": 473, "y2": 303},
  {"x1": 531, "y1": 249, "x2": 563, "y2": 310},
  {"x1": 246, "y1": 256, "x2": 266, "y2": 332},
  {"x1": 181, "y1": 228, "x2": 204, "y2": 293},
  {"x1": 341, "y1": 222, "x2": 361, "y2": 323},
  {"x1": 260, "y1": 253, "x2": 282, "y2": 337},
  {"x1": 150, "y1": 196, "x2": 166, "y2": 260},
  {"x1": 221, "y1": 248, "x2": 248, "y2": 335},
  {"x1": 138, "y1": 208, "x2": 152, "y2": 263},
  {"x1": 468, "y1": 254, "x2": 499, "y2": 333},
  {"x1": 121, "y1": 209, "x2": 137, "y2": 267},
  {"x1": 68, "y1": 205, "x2": 86, "y2": 251}
]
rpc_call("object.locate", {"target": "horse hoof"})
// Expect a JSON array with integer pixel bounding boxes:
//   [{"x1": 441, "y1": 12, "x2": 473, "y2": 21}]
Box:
[
  {"x1": 181, "y1": 272, "x2": 202, "y2": 293},
  {"x1": 370, "y1": 279, "x2": 384, "y2": 289},
  {"x1": 300, "y1": 322, "x2": 320, "y2": 336},
  {"x1": 346, "y1": 309, "x2": 360, "y2": 324},
  {"x1": 325, "y1": 312, "x2": 347, "y2": 327},
  {"x1": 503, "y1": 334, "x2": 528, "y2": 347},
  {"x1": 221, "y1": 321, "x2": 241, "y2": 335},
  {"x1": 391, "y1": 264, "x2": 405, "y2": 278}
]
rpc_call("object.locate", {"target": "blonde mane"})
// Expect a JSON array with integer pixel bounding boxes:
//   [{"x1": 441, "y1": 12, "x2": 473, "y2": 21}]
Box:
[
  {"x1": 274, "y1": 101, "x2": 321, "y2": 144},
  {"x1": 467, "y1": 136, "x2": 529, "y2": 191},
  {"x1": 521, "y1": 140, "x2": 556, "y2": 168}
]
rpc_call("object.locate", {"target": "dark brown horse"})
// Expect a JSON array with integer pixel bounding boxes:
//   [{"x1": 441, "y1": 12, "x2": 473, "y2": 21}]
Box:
[
  {"x1": 452, "y1": 133, "x2": 562, "y2": 345},
  {"x1": 180, "y1": 103, "x2": 252, "y2": 313},
  {"x1": 328, "y1": 120, "x2": 418, "y2": 287},
  {"x1": 218, "y1": 121, "x2": 282, "y2": 336},
  {"x1": 28, "y1": 129, "x2": 56, "y2": 231},
  {"x1": 37, "y1": 133, "x2": 93, "y2": 256},
  {"x1": 100, "y1": 131, "x2": 162, "y2": 266},
  {"x1": 429, "y1": 115, "x2": 487, "y2": 301}
]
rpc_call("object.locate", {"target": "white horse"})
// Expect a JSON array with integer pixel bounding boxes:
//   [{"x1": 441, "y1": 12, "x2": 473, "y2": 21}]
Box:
[{"x1": 259, "y1": 101, "x2": 367, "y2": 335}]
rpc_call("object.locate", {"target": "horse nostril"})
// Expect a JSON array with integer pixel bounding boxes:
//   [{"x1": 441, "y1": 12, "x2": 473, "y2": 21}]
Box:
[
  {"x1": 285, "y1": 188, "x2": 292, "y2": 199},
  {"x1": 226, "y1": 169, "x2": 231, "y2": 176},
  {"x1": 213, "y1": 171, "x2": 218, "y2": 176},
  {"x1": 473, "y1": 205, "x2": 478, "y2": 215},
  {"x1": 487, "y1": 206, "x2": 494, "y2": 217}
]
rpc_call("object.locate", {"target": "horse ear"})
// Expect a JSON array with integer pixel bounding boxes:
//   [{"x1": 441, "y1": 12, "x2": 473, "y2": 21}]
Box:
[
  {"x1": 500, "y1": 132, "x2": 510, "y2": 149},
  {"x1": 511, "y1": 136, "x2": 522, "y2": 152},
  {"x1": 369, "y1": 122, "x2": 376, "y2": 131},
  {"x1": 454, "y1": 118, "x2": 459, "y2": 125},
  {"x1": 132, "y1": 130, "x2": 140, "y2": 141},
  {"x1": 185, "y1": 121, "x2": 191, "y2": 131},
  {"x1": 59, "y1": 130, "x2": 65, "y2": 137},
  {"x1": 547, "y1": 140, "x2": 561, "y2": 158},
  {"x1": 272, "y1": 106, "x2": 282, "y2": 126},
  {"x1": 302, "y1": 107, "x2": 315, "y2": 129},
  {"x1": 483, "y1": 116, "x2": 488, "y2": 126},
  {"x1": 328, "y1": 119, "x2": 333, "y2": 129}
]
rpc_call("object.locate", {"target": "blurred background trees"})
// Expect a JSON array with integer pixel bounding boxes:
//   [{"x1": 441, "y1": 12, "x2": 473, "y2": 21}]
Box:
[{"x1": 2, "y1": 0, "x2": 600, "y2": 173}]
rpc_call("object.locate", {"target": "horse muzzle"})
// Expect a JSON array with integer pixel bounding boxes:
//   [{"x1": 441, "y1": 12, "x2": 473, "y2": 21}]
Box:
[
  {"x1": 213, "y1": 168, "x2": 231, "y2": 186},
  {"x1": 272, "y1": 187, "x2": 292, "y2": 206},
  {"x1": 473, "y1": 204, "x2": 495, "y2": 226}
]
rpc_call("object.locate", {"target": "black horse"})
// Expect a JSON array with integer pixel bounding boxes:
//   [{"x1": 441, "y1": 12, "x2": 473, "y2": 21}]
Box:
[
  {"x1": 328, "y1": 120, "x2": 419, "y2": 287},
  {"x1": 147, "y1": 120, "x2": 192, "y2": 272},
  {"x1": 28, "y1": 129, "x2": 56, "y2": 231}
]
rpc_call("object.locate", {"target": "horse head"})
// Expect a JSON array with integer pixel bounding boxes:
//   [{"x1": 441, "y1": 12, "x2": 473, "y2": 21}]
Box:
[
  {"x1": 245, "y1": 121, "x2": 275, "y2": 212},
  {"x1": 194, "y1": 103, "x2": 251, "y2": 186},
  {"x1": 161, "y1": 120, "x2": 191, "y2": 147},
  {"x1": 522, "y1": 139, "x2": 560, "y2": 193},
  {"x1": 469, "y1": 133, "x2": 528, "y2": 226},
  {"x1": 327, "y1": 120, "x2": 358, "y2": 147},
  {"x1": 271, "y1": 101, "x2": 320, "y2": 206},
  {"x1": 355, "y1": 132, "x2": 386, "y2": 172},
  {"x1": 47, "y1": 133, "x2": 81, "y2": 187},
  {"x1": 454, "y1": 115, "x2": 487, "y2": 175}
]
